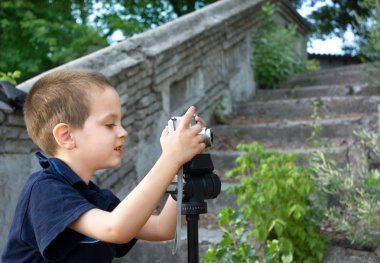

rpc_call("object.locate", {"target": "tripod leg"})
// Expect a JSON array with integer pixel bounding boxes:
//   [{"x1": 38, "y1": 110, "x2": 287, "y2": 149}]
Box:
[{"x1": 186, "y1": 214, "x2": 200, "y2": 263}]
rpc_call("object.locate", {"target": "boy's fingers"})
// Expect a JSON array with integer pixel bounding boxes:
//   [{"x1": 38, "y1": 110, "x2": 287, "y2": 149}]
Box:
[
  {"x1": 189, "y1": 122, "x2": 203, "y2": 136},
  {"x1": 178, "y1": 106, "x2": 196, "y2": 130},
  {"x1": 194, "y1": 115, "x2": 205, "y2": 127},
  {"x1": 196, "y1": 133, "x2": 206, "y2": 144},
  {"x1": 161, "y1": 126, "x2": 169, "y2": 137}
]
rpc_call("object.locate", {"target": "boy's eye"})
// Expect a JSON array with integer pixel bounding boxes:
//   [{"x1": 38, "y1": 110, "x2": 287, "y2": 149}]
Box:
[{"x1": 106, "y1": 124, "x2": 116, "y2": 128}]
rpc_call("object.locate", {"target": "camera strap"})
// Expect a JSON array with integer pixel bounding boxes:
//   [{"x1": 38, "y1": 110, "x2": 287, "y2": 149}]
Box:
[{"x1": 172, "y1": 167, "x2": 184, "y2": 255}]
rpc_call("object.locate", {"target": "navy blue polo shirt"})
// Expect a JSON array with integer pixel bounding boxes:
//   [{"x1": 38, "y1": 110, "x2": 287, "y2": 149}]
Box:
[{"x1": 2, "y1": 152, "x2": 137, "y2": 262}]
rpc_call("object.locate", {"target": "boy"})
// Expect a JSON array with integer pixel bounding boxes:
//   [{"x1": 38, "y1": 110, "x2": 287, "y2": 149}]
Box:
[{"x1": 2, "y1": 69, "x2": 206, "y2": 262}]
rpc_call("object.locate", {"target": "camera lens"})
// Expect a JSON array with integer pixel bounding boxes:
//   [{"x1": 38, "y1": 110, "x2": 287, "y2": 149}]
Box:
[{"x1": 202, "y1": 128, "x2": 213, "y2": 147}]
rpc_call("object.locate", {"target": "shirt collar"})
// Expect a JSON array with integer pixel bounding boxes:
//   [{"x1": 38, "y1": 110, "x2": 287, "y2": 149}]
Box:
[{"x1": 35, "y1": 152, "x2": 87, "y2": 187}]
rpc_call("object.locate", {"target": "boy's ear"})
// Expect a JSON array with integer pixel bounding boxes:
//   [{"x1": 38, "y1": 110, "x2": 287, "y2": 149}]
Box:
[{"x1": 52, "y1": 123, "x2": 75, "y2": 149}]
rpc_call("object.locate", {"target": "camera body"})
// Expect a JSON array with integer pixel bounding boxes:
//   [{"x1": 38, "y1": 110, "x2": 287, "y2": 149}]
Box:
[{"x1": 168, "y1": 116, "x2": 213, "y2": 147}]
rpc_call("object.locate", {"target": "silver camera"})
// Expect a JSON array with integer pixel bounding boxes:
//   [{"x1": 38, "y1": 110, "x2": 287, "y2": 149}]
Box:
[{"x1": 168, "y1": 116, "x2": 213, "y2": 147}]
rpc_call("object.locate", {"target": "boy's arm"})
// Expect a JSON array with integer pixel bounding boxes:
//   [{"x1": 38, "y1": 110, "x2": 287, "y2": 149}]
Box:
[
  {"x1": 135, "y1": 196, "x2": 178, "y2": 241},
  {"x1": 69, "y1": 106, "x2": 205, "y2": 244}
]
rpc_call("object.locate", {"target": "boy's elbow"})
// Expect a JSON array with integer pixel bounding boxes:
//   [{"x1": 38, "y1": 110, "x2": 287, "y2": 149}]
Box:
[
  {"x1": 164, "y1": 232, "x2": 175, "y2": 241},
  {"x1": 107, "y1": 220, "x2": 137, "y2": 244},
  {"x1": 152, "y1": 224, "x2": 176, "y2": 241},
  {"x1": 109, "y1": 229, "x2": 136, "y2": 244},
  {"x1": 162, "y1": 225, "x2": 176, "y2": 240}
]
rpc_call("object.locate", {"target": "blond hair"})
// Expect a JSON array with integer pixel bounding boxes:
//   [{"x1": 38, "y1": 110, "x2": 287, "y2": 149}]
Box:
[{"x1": 24, "y1": 69, "x2": 113, "y2": 156}]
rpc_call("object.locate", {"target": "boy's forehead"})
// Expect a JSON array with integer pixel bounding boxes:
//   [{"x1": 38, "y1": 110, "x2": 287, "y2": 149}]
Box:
[
  {"x1": 86, "y1": 84, "x2": 114, "y2": 98},
  {"x1": 88, "y1": 84, "x2": 113, "y2": 92},
  {"x1": 87, "y1": 86, "x2": 120, "y2": 110}
]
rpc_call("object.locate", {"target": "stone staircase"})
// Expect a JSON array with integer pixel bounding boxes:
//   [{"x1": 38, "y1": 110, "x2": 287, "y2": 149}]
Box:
[
  {"x1": 211, "y1": 85, "x2": 380, "y2": 173},
  {"x1": 207, "y1": 65, "x2": 380, "y2": 262},
  {"x1": 123, "y1": 64, "x2": 380, "y2": 262}
]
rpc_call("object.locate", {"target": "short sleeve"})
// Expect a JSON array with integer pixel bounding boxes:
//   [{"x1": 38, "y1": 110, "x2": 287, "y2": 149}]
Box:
[{"x1": 24, "y1": 177, "x2": 96, "y2": 260}]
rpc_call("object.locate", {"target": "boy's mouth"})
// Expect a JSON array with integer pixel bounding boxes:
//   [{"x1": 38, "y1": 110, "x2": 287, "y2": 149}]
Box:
[{"x1": 114, "y1": 145, "x2": 123, "y2": 151}]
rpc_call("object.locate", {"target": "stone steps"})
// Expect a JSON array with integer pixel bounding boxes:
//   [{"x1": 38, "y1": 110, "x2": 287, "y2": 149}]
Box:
[
  {"x1": 254, "y1": 84, "x2": 379, "y2": 101},
  {"x1": 194, "y1": 67, "x2": 380, "y2": 257},
  {"x1": 212, "y1": 114, "x2": 377, "y2": 150},
  {"x1": 232, "y1": 96, "x2": 380, "y2": 123},
  {"x1": 286, "y1": 64, "x2": 380, "y2": 87}
]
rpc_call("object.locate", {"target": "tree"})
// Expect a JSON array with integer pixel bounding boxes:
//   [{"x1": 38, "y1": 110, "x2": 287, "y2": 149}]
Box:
[
  {"x1": 0, "y1": 0, "x2": 108, "y2": 81},
  {"x1": 0, "y1": 0, "x2": 218, "y2": 81},
  {"x1": 291, "y1": 0, "x2": 379, "y2": 59},
  {"x1": 356, "y1": 0, "x2": 380, "y2": 61}
]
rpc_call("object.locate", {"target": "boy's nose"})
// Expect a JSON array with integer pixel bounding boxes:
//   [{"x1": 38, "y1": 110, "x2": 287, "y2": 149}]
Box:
[{"x1": 119, "y1": 126, "x2": 128, "y2": 138}]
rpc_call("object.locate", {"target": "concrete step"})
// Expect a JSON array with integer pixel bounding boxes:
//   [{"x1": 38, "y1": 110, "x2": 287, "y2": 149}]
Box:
[
  {"x1": 231, "y1": 96, "x2": 380, "y2": 124},
  {"x1": 253, "y1": 84, "x2": 379, "y2": 101},
  {"x1": 286, "y1": 64, "x2": 380, "y2": 87},
  {"x1": 212, "y1": 114, "x2": 377, "y2": 150}
]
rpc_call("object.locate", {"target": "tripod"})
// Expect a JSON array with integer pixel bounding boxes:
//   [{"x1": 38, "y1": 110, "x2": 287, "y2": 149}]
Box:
[{"x1": 181, "y1": 154, "x2": 221, "y2": 263}]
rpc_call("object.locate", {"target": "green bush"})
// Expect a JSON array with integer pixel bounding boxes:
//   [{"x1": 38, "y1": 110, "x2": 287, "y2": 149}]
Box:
[
  {"x1": 0, "y1": 70, "x2": 21, "y2": 85},
  {"x1": 306, "y1": 59, "x2": 320, "y2": 73},
  {"x1": 210, "y1": 96, "x2": 227, "y2": 124},
  {"x1": 203, "y1": 142, "x2": 326, "y2": 263},
  {"x1": 310, "y1": 130, "x2": 380, "y2": 247},
  {"x1": 251, "y1": 2, "x2": 305, "y2": 89},
  {"x1": 307, "y1": 99, "x2": 380, "y2": 247}
]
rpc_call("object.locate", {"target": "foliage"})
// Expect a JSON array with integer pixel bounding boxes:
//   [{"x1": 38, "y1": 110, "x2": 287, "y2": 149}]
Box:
[
  {"x1": 310, "y1": 138, "x2": 380, "y2": 246},
  {"x1": 355, "y1": 129, "x2": 380, "y2": 156},
  {"x1": 252, "y1": 2, "x2": 305, "y2": 89},
  {"x1": 202, "y1": 207, "x2": 260, "y2": 263},
  {"x1": 203, "y1": 142, "x2": 326, "y2": 263},
  {"x1": 307, "y1": 99, "x2": 322, "y2": 148},
  {"x1": 356, "y1": 0, "x2": 380, "y2": 61},
  {"x1": 306, "y1": 59, "x2": 320, "y2": 73},
  {"x1": 0, "y1": 0, "x2": 218, "y2": 81},
  {"x1": 0, "y1": 0, "x2": 108, "y2": 81},
  {"x1": 306, "y1": 102, "x2": 380, "y2": 247},
  {"x1": 0, "y1": 71, "x2": 21, "y2": 85},
  {"x1": 307, "y1": 99, "x2": 329, "y2": 148},
  {"x1": 210, "y1": 96, "x2": 227, "y2": 124},
  {"x1": 291, "y1": 0, "x2": 380, "y2": 58},
  {"x1": 301, "y1": 0, "x2": 370, "y2": 40}
]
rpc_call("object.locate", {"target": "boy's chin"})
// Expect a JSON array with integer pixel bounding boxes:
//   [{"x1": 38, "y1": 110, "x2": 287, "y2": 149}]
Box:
[
  {"x1": 102, "y1": 159, "x2": 122, "y2": 169},
  {"x1": 109, "y1": 161, "x2": 122, "y2": 168}
]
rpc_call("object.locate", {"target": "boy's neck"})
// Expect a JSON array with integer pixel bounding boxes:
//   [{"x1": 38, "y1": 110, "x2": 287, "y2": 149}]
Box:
[{"x1": 53, "y1": 152, "x2": 93, "y2": 184}]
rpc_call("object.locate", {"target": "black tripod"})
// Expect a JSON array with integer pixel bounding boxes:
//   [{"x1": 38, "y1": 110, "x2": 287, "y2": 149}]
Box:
[{"x1": 181, "y1": 154, "x2": 221, "y2": 263}]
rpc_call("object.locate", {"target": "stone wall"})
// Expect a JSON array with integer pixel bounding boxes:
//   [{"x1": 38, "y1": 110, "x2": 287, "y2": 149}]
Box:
[{"x1": 0, "y1": 0, "x2": 309, "y2": 254}]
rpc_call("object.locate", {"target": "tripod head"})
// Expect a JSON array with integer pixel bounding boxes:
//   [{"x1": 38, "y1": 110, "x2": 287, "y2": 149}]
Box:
[
  {"x1": 168, "y1": 154, "x2": 221, "y2": 214},
  {"x1": 181, "y1": 154, "x2": 221, "y2": 215}
]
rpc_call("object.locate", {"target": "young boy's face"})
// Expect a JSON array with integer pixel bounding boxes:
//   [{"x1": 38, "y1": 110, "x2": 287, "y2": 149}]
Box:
[{"x1": 70, "y1": 86, "x2": 128, "y2": 172}]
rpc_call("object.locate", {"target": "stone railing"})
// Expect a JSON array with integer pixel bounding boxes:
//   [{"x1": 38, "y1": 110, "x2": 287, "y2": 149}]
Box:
[{"x1": 0, "y1": 0, "x2": 309, "y2": 253}]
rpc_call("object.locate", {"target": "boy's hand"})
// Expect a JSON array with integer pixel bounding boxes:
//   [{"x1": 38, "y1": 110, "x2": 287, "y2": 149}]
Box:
[{"x1": 160, "y1": 106, "x2": 206, "y2": 167}]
